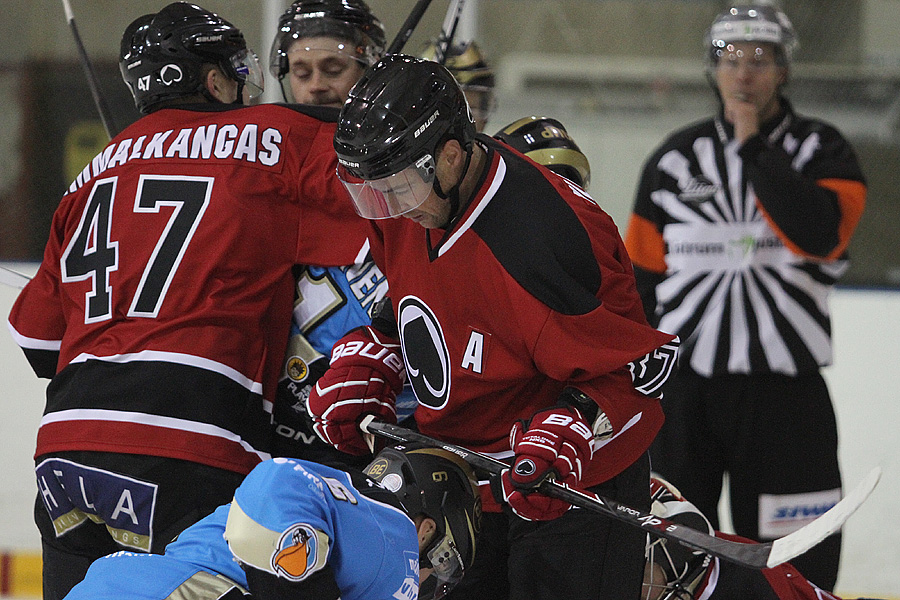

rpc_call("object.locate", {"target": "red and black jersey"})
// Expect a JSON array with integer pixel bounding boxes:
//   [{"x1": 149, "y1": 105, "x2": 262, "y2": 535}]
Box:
[
  {"x1": 7, "y1": 102, "x2": 369, "y2": 474},
  {"x1": 369, "y1": 135, "x2": 676, "y2": 510}
]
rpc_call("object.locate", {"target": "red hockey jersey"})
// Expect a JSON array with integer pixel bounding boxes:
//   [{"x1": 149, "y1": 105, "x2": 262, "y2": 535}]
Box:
[
  {"x1": 7, "y1": 103, "x2": 369, "y2": 474},
  {"x1": 369, "y1": 137, "x2": 676, "y2": 509}
]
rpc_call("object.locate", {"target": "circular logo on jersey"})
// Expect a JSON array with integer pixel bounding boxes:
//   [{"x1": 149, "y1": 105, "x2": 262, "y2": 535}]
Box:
[
  {"x1": 286, "y1": 356, "x2": 309, "y2": 382},
  {"x1": 272, "y1": 523, "x2": 320, "y2": 581},
  {"x1": 160, "y1": 64, "x2": 183, "y2": 86},
  {"x1": 398, "y1": 296, "x2": 450, "y2": 410}
]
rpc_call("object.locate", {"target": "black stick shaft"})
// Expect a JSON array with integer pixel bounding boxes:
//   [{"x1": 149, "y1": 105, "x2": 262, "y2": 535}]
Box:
[
  {"x1": 386, "y1": 0, "x2": 436, "y2": 55},
  {"x1": 63, "y1": 0, "x2": 118, "y2": 139}
]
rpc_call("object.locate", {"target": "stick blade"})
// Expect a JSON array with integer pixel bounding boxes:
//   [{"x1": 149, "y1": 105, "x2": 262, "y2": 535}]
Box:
[
  {"x1": 0, "y1": 266, "x2": 31, "y2": 290},
  {"x1": 766, "y1": 466, "x2": 882, "y2": 568}
]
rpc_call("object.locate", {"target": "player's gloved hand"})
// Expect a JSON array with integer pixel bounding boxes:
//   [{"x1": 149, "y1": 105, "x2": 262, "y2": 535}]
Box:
[
  {"x1": 500, "y1": 405, "x2": 594, "y2": 521},
  {"x1": 306, "y1": 326, "x2": 405, "y2": 455}
]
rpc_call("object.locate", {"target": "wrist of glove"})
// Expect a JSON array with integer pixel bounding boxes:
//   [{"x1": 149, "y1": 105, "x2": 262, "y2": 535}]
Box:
[
  {"x1": 306, "y1": 326, "x2": 405, "y2": 455},
  {"x1": 500, "y1": 404, "x2": 595, "y2": 521}
]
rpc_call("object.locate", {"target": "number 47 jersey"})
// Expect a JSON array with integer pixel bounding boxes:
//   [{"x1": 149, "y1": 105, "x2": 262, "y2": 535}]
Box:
[{"x1": 7, "y1": 103, "x2": 370, "y2": 475}]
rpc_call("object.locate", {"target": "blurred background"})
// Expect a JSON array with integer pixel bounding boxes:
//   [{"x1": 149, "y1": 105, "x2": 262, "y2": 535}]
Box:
[
  {"x1": 0, "y1": 0, "x2": 898, "y2": 597},
  {"x1": 2, "y1": 0, "x2": 900, "y2": 286}
]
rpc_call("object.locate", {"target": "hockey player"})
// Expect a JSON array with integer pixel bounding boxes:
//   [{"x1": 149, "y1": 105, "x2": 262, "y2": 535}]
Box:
[
  {"x1": 421, "y1": 40, "x2": 496, "y2": 132},
  {"x1": 307, "y1": 54, "x2": 680, "y2": 599},
  {"x1": 6, "y1": 3, "x2": 369, "y2": 598},
  {"x1": 63, "y1": 444, "x2": 481, "y2": 600},
  {"x1": 624, "y1": 4, "x2": 867, "y2": 590},
  {"x1": 269, "y1": 0, "x2": 385, "y2": 107},
  {"x1": 643, "y1": 476, "x2": 887, "y2": 600}
]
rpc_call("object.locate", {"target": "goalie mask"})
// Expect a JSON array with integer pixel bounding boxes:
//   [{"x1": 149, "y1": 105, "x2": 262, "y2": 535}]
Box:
[
  {"x1": 364, "y1": 444, "x2": 481, "y2": 600},
  {"x1": 706, "y1": 4, "x2": 798, "y2": 68},
  {"x1": 494, "y1": 116, "x2": 591, "y2": 190},
  {"x1": 269, "y1": 0, "x2": 385, "y2": 102},
  {"x1": 334, "y1": 54, "x2": 476, "y2": 219},
  {"x1": 119, "y1": 2, "x2": 263, "y2": 114},
  {"x1": 643, "y1": 476, "x2": 714, "y2": 600}
]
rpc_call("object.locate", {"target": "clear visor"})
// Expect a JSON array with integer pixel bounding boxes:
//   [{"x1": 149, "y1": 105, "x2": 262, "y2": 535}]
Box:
[
  {"x1": 421, "y1": 533, "x2": 464, "y2": 600},
  {"x1": 230, "y1": 49, "x2": 265, "y2": 98},
  {"x1": 337, "y1": 154, "x2": 436, "y2": 219}
]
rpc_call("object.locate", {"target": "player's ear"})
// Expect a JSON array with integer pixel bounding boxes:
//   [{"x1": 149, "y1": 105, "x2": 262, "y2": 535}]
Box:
[
  {"x1": 415, "y1": 516, "x2": 437, "y2": 550},
  {"x1": 205, "y1": 67, "x2": 233, "y2": 103}
]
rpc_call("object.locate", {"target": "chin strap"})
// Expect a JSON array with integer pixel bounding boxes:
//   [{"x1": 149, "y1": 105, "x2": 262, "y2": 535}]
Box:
[{"x1": 432, "y1": 141, "x2": 473, "y2": 229}]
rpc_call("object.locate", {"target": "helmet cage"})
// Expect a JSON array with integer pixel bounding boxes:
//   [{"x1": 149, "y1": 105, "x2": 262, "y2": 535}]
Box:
[{"x1": 645, "y1": 477, "x2": 714, "y2": 600}]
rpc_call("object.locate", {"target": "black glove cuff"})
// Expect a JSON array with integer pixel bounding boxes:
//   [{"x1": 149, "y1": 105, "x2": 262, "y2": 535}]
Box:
[
  {"x1": 558, "y1": 387, "x2": 599, "y2": 424},
  {"x1": 370, "y1": 297, "x2": 399, "y2": 339}
]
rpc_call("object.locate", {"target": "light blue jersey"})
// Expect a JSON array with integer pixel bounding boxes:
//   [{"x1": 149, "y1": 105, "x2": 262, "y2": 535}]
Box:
[
  {"x1": 277, "y1": 260, "x2": 417, "y2": 459},
  {"x1": 65, "y1": 458, "x2": 420, "y2": 600}
]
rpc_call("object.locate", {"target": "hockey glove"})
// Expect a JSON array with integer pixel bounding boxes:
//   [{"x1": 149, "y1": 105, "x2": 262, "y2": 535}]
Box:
[
  {"x1": 306, "y1": 326, "x2": 405, "y2": 455},
  {"x1": 500, "y1": 405, "x2": 594, "y2": 521}
]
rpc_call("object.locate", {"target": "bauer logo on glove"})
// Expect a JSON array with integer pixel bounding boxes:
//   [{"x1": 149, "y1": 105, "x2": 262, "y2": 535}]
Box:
[
  {"x1": 500, "y1": 404, "x2": 595, "y2": 521},
  {"x1": 306, "y1": 326, "x2": 406, "y2": 455}
]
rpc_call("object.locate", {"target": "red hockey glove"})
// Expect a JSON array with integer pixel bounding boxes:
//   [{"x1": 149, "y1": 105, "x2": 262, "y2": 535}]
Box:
[
  {"x1": 499, "y1": 405, "x2": 594, "y2": 521},
  {"x1": 306, "y1": 326, "x2": 405, "y2": 455}
]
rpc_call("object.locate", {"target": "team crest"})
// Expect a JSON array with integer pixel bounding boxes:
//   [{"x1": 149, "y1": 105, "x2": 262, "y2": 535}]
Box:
[
  {"x1": 285, "y1": 356, "x2": 309, "y2": 382},
  {"x1": 271, "y1": 523, "x2": 327, "y2": 581},
  {"x1": 397, "y1": 296, "x2": 451, "y2": 410}
]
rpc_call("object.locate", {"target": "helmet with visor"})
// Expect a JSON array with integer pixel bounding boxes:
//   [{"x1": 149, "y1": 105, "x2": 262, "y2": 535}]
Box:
[
  {"x1": 333, "y1": 54, "x2": 476, "y2": 219},
  {"x1": 119, "y1": 2, "x2": 264, "y2": 114}
]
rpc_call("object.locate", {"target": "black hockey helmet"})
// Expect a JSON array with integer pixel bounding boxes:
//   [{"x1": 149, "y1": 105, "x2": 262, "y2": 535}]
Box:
[
  {"x1": 364, "y1": 444, "x2": 481, "y2": 600},
  {"x1": 269, "y1": 0, "x2": 385, "y2": 82},
  {"x1": 494, "y1": 116, "x2": 591, "y2": 190},
  {"x1": 119, "y1": 2, "x2": 264, "y2": 114},
  {"x1": 706, "y1": 4, "x2": 798, "y2": 67},
  {"x1": 333, "y1": 54, "x2": 476, "y2": 219}
]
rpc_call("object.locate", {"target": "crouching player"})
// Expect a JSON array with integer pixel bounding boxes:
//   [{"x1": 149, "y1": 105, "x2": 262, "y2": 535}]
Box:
[{"x1": 63, "y1": 445, "x2": 481, "y2": 600}]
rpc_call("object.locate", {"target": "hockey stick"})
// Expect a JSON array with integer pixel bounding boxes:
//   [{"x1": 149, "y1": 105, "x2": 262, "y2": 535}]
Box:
[
  {"x1": 360, "y1": 416, "x2": 881, "y2": 570},
  {"x1": 0, "y1": 265, "x2": 31, "y2": 290},
  {"x1": 386, "y1": 0, "x2": 437, "y2": 55},
  {"x1": 431, "y1": 0, "x2": 467, "y2": 65},
  {"x1": 61, "y1": 0, "x2": 118, "y2": 139}
]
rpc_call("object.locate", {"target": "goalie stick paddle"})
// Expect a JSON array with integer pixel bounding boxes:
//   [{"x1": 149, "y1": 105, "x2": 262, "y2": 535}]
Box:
[{"x1": 359, "y1": 416, "x2": 881, "y2": 570}]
